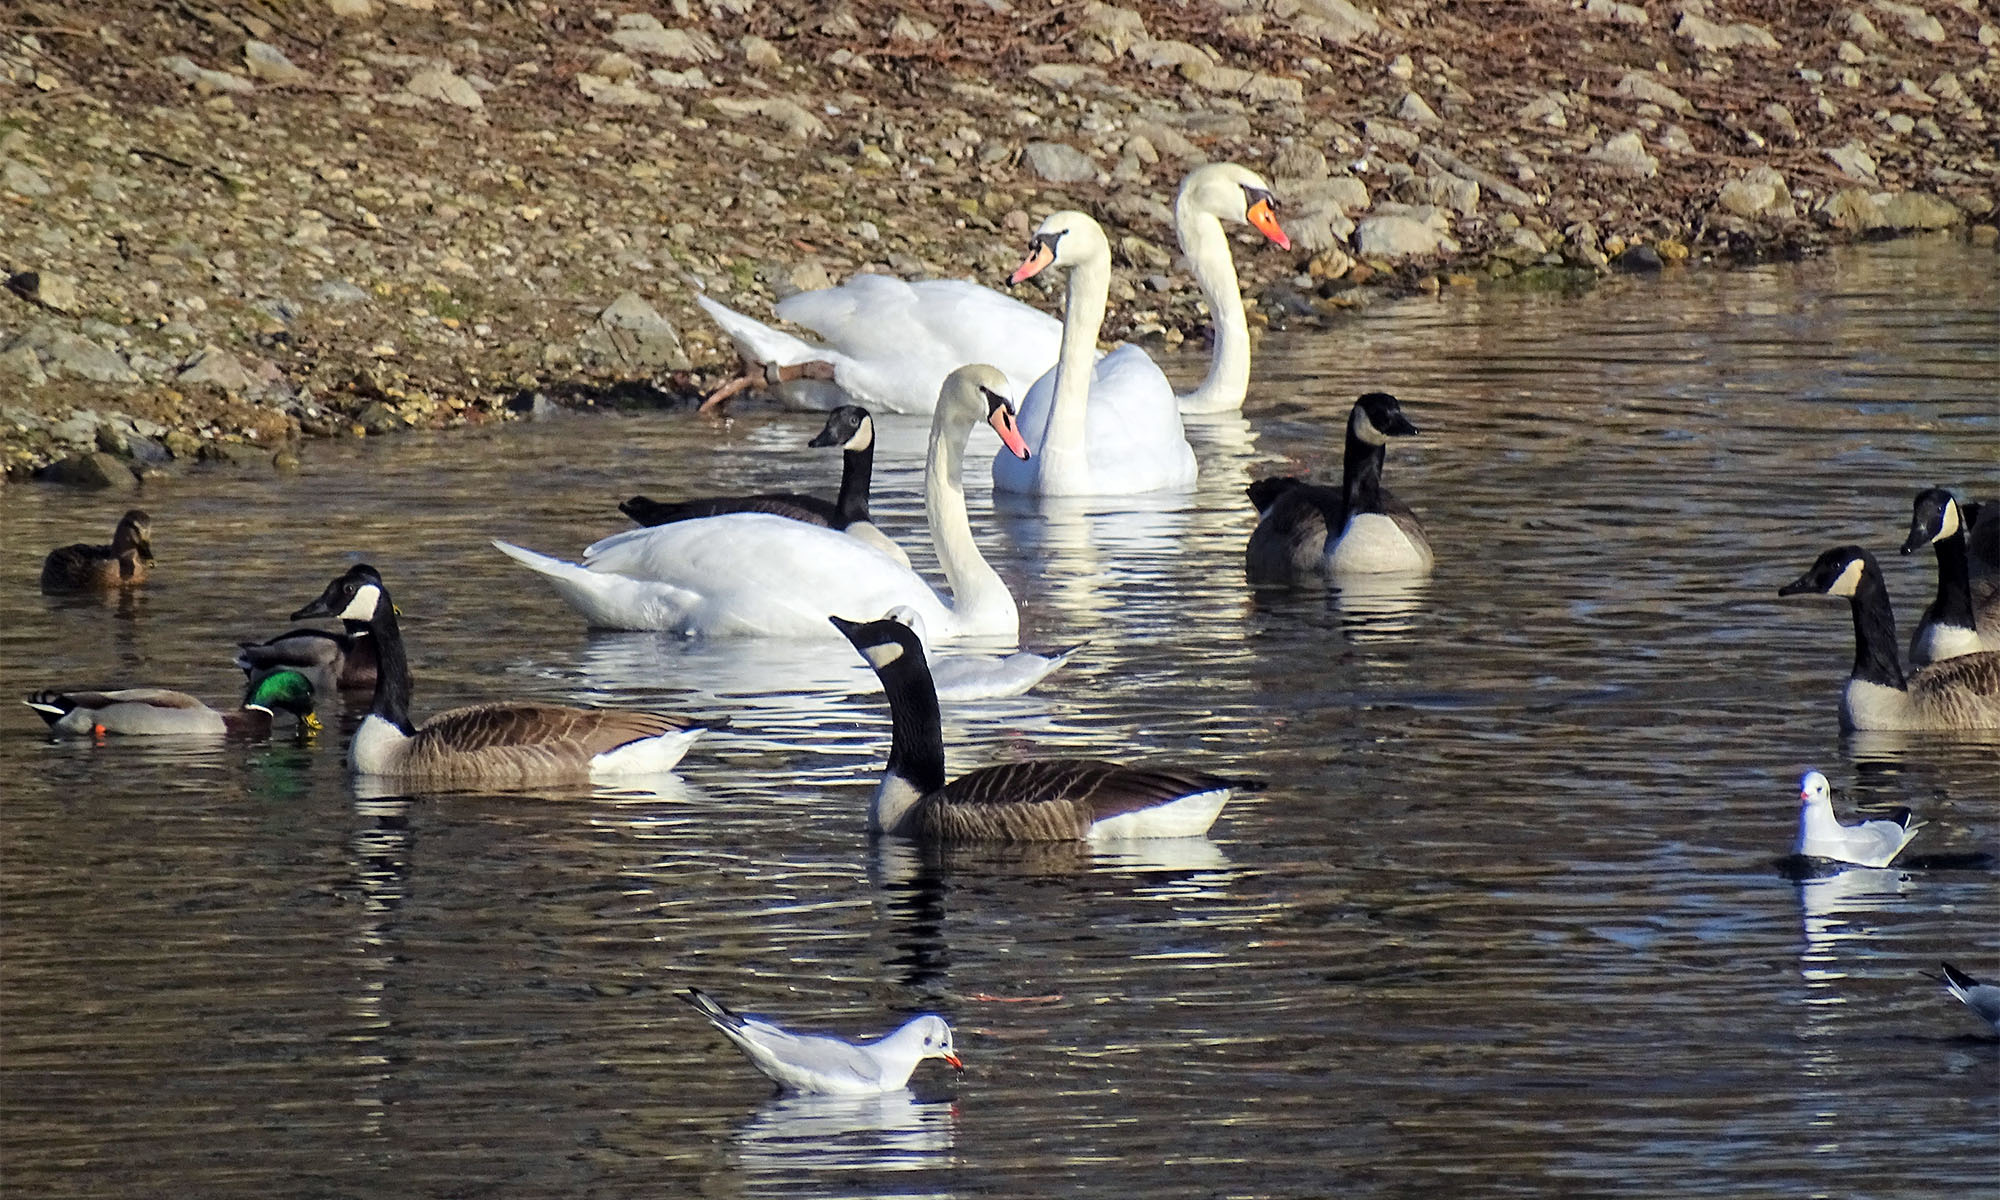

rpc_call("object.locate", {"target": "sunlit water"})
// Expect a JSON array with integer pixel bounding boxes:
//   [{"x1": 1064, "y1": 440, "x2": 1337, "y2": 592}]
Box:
[{"x1": 2, "y1": 240, "x2": 1995, "y2": 1198}]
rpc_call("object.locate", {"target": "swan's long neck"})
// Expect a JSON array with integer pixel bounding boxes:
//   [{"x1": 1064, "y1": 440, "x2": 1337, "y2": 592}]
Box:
[
  {"x1": 1844, "y1": 569, "x2": 1907, "y2": 691},
  {"x1": 1340, "y1": 424, "x2": 1388, "y2": 518},
  {"x1": 834, "y1": 441, "x2": 875, "y2": 526},
  {"x1": 1175, "y1": 205, "x2": 1250, "y2": 414},
  {"x1": 1046, "y1": 249, "x2": 1112, "y2": 466},
  {"x1": 364, "y1": 601, "x2": 418, "y2": 735},
  {"x1": 927, "y1": 410, "x2": 1016, "y2": 633}
]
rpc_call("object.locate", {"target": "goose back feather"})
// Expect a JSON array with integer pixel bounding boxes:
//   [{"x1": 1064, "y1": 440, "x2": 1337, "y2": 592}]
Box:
[{"x1": 1246, "y1": 394, "x2": 1430, "y2": 581}]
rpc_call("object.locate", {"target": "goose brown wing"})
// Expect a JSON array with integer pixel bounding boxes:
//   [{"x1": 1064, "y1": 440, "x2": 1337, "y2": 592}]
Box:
[
  {"x1": 412, "y1": 702, "x2": 698, "y2": 756},
  {"x1": 1247, "y1": 485, "x2": 1340, "y2": 580},
  {"x1": 924, "y1": 759, "x2": 1240, "y2": 842},
  {"x1": 1908, "y1": 651, "x2": 2000, "y2": 718}
]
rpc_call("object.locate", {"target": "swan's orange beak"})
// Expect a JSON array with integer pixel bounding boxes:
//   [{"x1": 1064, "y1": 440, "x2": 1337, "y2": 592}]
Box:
[
  {"x1": 1248, "y1": 196, "x2": 1290, "y2": 250},
  {"x1": 986, "y1": 395, "x2": 1031, "y2": 460},
  {"x1": 1010, "y1": 241, "x2": 1055, "y2": 285},
  {"x1": 943, "y1": 1051, "x2": 964, "y2": 1070}
]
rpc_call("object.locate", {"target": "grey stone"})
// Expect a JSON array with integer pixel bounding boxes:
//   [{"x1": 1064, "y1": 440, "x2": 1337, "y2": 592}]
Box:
[
  {"x1": 1354, "y1": 212, "x2": 1457, "y2": 259},
  {"x1": 1676, "y1": 13, "x2": 1780, "y2": 52},
  {"x1": 354, "y1": 402, "x2": 405, "y2": 435},
  {"x1": 244, "y1": 41, "x2": 310, "y2": 85},
  {"x1": 612, "y1": 18, "x2": 721, "y2": 62},
  {"x1": 1589, "y1": 131, "x2": 1658, "y2": 179},
  {"x1": 2, "y1": 159, "x2": 51, "y2": 196},
  {"x1": 1875, "y1": 191, "x2": 1959, "y2": 230},
  {"x1": 1027, "y1": 64, "x2": 1106, "y2": 94},
  {"x1": 1396, "y1": 92, "x2": 1441, "y2": 126},
  {"x1": 1291, "y1": 0, "x2": 1378, "y2": 43},
  {"x1": 43, "y1": 451, "x2": 138, "y2": 489},
  {"x1": 1614, "y1": 71, "x2": 1693, "y2": 115},
  {"x1": 8, "y1": 270, "x2": 81, "y2": 313},
  {"x1": 1363, "y1": 118, "x2": 1420, "y2": 150},
  {"x1": 1717, "y1": 166, "x2": 1794, "y2": 220},
  {"x1": 1611, "y1": 244, "x2": 1663, "y2": 272},
  {"x1": 709, "y1": 97, "x2": 826, "y2": 139},
  {"x1": 178, "y1": 346, "x2": 257, "y2": 392},
  {"x1": 579, "y1": 73, "x2": 660, "y2": 107},
  {"x1": 405, "y1": 67, "x2": 483, "y2": 110},
  {"x1": 160, "y1": 54, "x2": 256, "y2": 94},
  {"x1": 4, "y1": 326, "x2": 139, "y2": 383},
  {"x1": 1825, "y1": 140, "x2": 1878, "y2": 181},
  {"x1": 0, "y1": 342, "x2": 46, "y2": 384},
  {"x1": 582, "y1": 291, "x2": 689, "y2": 370},
  {"x1": 1022, "y1": 141, "x2": 1098, "y2": 183}
]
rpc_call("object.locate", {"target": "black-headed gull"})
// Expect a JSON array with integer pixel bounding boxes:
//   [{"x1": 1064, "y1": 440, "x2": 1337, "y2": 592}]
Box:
[
  {"x1": 680, "y1": 988, "x2": 962, "y2": 1095},
  {"x1": 1935, "y1": 962, "x2": 2000, "y2": 1032},
  {"x1": 884, "y1": 605, "x2": 1083, "y2": 701},
  {"x1": 1793, "y1": 770, "x2": 1921, "y2": 868}
]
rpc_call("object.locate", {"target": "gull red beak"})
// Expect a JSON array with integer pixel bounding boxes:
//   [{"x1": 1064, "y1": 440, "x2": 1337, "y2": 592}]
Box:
[
  {"x1": 985, "y1": 393, "x2": 1031, "y2": 459},
  {"x1": 943, "y1": 1051, "x2": 964, "y2": 1070},
  {"x1": 1247, "y1": 197, "x2": 1290, "y2": 250},
  {"x1": 1009, "y1": 241, "x2": 1055, "y2": 285}
]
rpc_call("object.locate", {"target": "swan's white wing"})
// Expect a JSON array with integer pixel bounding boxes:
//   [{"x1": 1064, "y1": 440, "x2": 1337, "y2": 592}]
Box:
[
  {"x1": 571, "y1": 514, "x2": 953, "y2": 638},
  {"x1": 494, "y1": 540, "x2": 708, "y2": 632},
  {"x1": 695, "y1": 294, "x2": 827, "y2": 368}
]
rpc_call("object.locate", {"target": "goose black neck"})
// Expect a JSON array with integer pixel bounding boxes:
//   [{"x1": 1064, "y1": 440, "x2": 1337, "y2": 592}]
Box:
[
  {"x1": 875, "y1": 650, "x2": 947, "y2": 796},
  {"x1": 364, "y1": 600, "x2": 418, "y2": 734},
  {"x1": 1341, "y1": 427, "x2": 1388, "y2": 517},
  {"x1": 1927, "y1": 531, "x2": 1977, "y2": 630},
  {"x1": 834, "y1": 441, "x2": 875, "y2": 526},
  {"x1": 1846, "y1": 568, "x2": 1907, "y2": 691}
]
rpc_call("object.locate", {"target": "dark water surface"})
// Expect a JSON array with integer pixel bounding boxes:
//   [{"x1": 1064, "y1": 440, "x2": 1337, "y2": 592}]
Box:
[{"x1": 3, "y1": 241, "x2": 1995, "y2": 1198}]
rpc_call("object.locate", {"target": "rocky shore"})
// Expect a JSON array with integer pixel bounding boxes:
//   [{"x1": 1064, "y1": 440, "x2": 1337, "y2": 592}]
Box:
[{"x1": 3, "y1": 0, "x2": 1995, "y2": 482}]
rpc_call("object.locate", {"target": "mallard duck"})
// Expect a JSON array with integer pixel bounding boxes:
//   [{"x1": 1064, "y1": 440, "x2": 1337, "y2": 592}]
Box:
[
  {"x1": 831, "y1": 613, "x2": 1256, "y2": 842},
  {"x1": 25, "y1": 669, "x2": 318, "y2": 737},
  {"x1": 40, "y1": 509, "x2": 153, "y2": 592},
  {"x1": 235, "y1": 615, "x2": 379, "y2": 696},
  {"x1": 292, "y1": 564, "x2": 712, "y2": 785}
]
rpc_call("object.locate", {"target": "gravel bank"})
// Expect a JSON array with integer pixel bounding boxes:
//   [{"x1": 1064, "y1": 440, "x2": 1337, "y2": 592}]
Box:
[{"x1": 3, "y1": 0, "x2": 1996, "y2": 481}]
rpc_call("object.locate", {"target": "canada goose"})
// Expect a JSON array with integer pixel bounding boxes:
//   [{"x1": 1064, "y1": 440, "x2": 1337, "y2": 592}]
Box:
[
  {"x1": 1933, "y1": 962, "x2": 2000, "y2": 1032},
  {"x1": 618, "y1": 405, "x2": 911, "y2": 568},
  {"x1": 25, "y1": 669, "x2": 318, "y2": 737},
  {"x1": 496, "y1": 364, "x2": 1030, "y2": 639},
  {"x1": 831, "y1": 613, "x2": 1256, "y2": 841},
  {"x1": 1245, "y1": 393, "x2": 1433, "y2": 581},
  {"x1": 292, "y1": 564, "x2": 711, "y2": 785},
  {"x1": 679, "y1": 988, "x2": 961, "y2": 1095},
  {"x1": 1777, "y1": 546, "x2": 2000, "y2": 731},
  {"x1": 1901, "y1": 488, "x2": 2000, "y2": 666},
  {"x1": 882, "y1": 605, "x2": 1083, "y2": 701},
  {"x1": 993, "y1": 211, "x2": 1198, "y2": 496},
  {"x1": 1792, "y1": 770, "x2": 1921, "y2": 867},
  {"x1": 39, "y1": 509, "x2": 154, "y2": 592}
]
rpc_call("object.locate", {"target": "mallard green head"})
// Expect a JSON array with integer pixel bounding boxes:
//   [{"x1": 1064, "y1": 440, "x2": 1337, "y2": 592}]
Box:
[{"x1": 244, "y1": 669, "x2": 319, "y2": 729}]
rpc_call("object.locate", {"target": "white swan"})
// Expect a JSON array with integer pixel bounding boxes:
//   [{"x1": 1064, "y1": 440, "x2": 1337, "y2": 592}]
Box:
[
  {"x1": 994, "y1": 211, "x2": 1197, "y2": 497},
  {"x1": 695, "y1": 277, "x2": 1062, "y2": 415},
  {"x1": 1171, "y1": 162, "x2": 1291, "y2": 414},
  {"x1": 495, "y1": 364, "x2": 1031, "y2": 639}
]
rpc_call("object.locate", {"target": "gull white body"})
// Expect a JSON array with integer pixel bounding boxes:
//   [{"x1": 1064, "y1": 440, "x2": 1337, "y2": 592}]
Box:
[
  {"x1": 1792, "y1": 770, "x2": 1921, "y2": 868},
  {"x1": 885, "y1": 605, "x2": 1080, "y2": 701},
  {"x1": 1938, "y1": 962, "x2": 2000, "y2": 1032},
  {"x1": 681, "y1": 988, "x2": 960, "y2": 1095}
]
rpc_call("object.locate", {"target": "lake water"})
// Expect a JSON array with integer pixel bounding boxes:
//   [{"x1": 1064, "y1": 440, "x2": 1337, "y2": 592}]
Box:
[{"x1": 2, "y1": 239, "x2": 1995, "y2": 1198}]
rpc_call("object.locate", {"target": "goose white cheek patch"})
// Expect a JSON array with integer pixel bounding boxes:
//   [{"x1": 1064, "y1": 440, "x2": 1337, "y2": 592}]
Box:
[
  {"x1": 1828, "y1": 559, "x2": 1865, "y2": 597},
  {"x1": 846, "y1": 419, "x2": 874, "y2": 452},
  {"x1": 1938, "y1": 500, "x2": 1960, "y2": 539},
  {"x1": 863, "y1": 642, "x2": 905, "y2": 669},
  {"x1": 341, "y1": 583, "x2": 382, "y2": 621}
]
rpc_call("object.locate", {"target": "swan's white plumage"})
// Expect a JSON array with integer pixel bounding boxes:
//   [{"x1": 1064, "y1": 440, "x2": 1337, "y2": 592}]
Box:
[
  {"x1": 498, "y1": 364, "x2": 1021, "y2": 641},
  {"x1": 697, "y1": 277, "x2": 1063, "y2": 414},
  {"x1": 992, "y1": 212, "x2": 1196, "y2": 497},
  {"x1": 498, "y1": 517, "x2": 952, "y2": 638}
]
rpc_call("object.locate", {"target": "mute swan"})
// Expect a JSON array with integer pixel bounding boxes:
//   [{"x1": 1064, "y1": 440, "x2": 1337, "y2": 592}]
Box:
[
  {"x1": 679, "y1": 988, "x2": 961, "y2": 1095},
  {"x1": 994, "y1": 212, "x2": 1197, "y2": 496},
  {"x1": 40, "y1": 509, "x2": 153, "y2": 592},
  {"x1": 1777, "y1": 546, "x2": 2000, "y2": 732},
  {"x1": 1246, "y1": 392, "x2": 1433, "y2": 580},
  {"x1": 1901, "y1": 488, "x2": 2000, "y2": 666},
  {"x1": 293, "y1": 565, "x2": 712, "y2": 784},
  {"x1": 495, "y1": 364, "x2": 1032, "y2": 640},
  {"x1": 832, "y1": 614, "x2": 1256, "y2": 841},
  {"x1": 618, "y1": 405, "x2": 910, "y2": 568},
  {"x1": 25, "y1": 670, "x2": 318, "y2": 738},
  {"x1": 694, "y1": 276, "x2": 1062, "y2": 414},
  {"x1": 1172, "y1": 162, "x2": 1291, "y2": 414}
]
